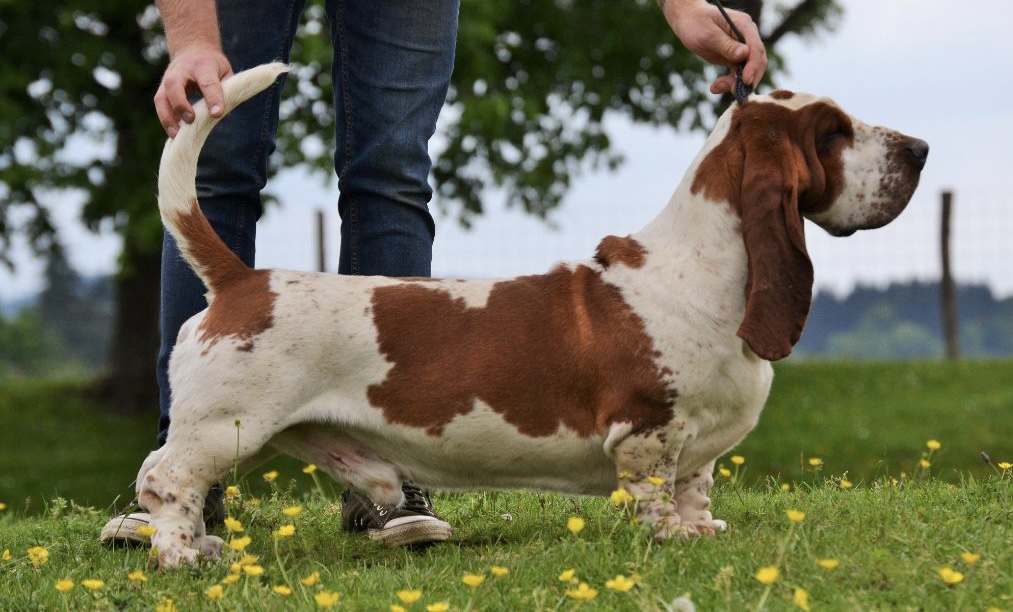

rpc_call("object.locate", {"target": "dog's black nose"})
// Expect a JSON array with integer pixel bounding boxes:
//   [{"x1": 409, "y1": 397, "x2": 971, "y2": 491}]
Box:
[{"x1": 905, "y1": 138, "x2": 929, "y2": 170}]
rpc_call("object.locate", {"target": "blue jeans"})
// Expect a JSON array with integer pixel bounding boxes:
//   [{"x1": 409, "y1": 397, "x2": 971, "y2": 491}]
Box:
[{"x1": 156, "y1": 0, "x2": 460, "y2": 445}]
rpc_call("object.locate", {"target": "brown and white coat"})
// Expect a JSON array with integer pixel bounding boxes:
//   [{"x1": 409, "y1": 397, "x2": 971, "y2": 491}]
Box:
[{"x1": 137, "y1": 63, "x2": 927, "y2": 567}]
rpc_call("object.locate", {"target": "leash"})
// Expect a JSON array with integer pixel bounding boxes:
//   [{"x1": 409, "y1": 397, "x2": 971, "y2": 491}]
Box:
[{"x1": 711, "y1": 0, "x2": 753, "y2": 103}]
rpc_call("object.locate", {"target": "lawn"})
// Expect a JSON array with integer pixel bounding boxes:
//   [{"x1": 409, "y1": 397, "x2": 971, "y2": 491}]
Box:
[{"x1": 0, "y1": 360, "x2": 1011, "y2": 610}]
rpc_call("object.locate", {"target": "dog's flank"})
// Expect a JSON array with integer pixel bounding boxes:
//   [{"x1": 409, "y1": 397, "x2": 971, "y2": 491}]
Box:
[{"x1": 138, "y1": 63, "x2": 926, "y2": 567}]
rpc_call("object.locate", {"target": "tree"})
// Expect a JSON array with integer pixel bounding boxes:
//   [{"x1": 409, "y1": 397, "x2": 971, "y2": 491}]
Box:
[{"x1": 0, "y1": 0, "x2": 841, "y2": 411}]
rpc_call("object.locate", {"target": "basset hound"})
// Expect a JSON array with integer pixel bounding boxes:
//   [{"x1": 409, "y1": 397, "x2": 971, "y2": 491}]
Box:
[{"x1": 137, "y1": 63, "x2": 927, "y2": 567}]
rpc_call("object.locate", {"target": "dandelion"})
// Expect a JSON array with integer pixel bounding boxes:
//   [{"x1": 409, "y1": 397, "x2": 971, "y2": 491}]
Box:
[
  {"x1": 27, "y1": 546, "x2": 49, "y2": 567},
  {"x1": 221, "y1": 574, "x2": 241, "y2": 585},
  {"x1": 224, "y1": 517, "x2": 244, "y2": 533},
  {"x1": 81, "y1": 579, "x2": 104, "y2": 591},
  {"x1": 927, "y1": 440, "x2": 941, "y2": 451},
  {"x1": 238, "y1": 554, "x2": 259, "y2": 566},
  {"x1": 206, "y1": 585, "x2": 225, "y2": 600},
  {"x1": 303, "y1": 463, "x2": 318, "y2": 474},
  {"x1": 998, "y1": 462, "x2": 1012, "y2": 470},
  {"x1": 647, "y1": 476, "x2": 666, "y2": 486},
  {"x1": 426, "y1": 603, "x2": 450, "y2": 612},
  {"x1": 225, "y1": 485, "x2": 241, "y2": 500},
  {"x1": 315, "y1": 591, "x2": 341, "y2": 609},
  {"x1": 243, "y1": 565, "x2": 265, "y2": 577},
  {"x1": 938, "y1": 567, "x2": 964, "y2": 585},
  {"x1": 301, "y1": 571, "x2": 321, "y2": 586},
  {"x1": 490, "y1": 566, "x2": 510, "y2": 577},
  {"x1": 156, "y1": 599, "x2": 178, "y2": 612},
  {"x1": 273, "y1": 585, "x2": 293, "y2": 596},
  {"x1": 462, "y1": 573, "x2": 486, "y2": 587},
  {"x1": 605, "y1": 574, "x2": 636, "y2": 592},
  {"x1": 610, "y1": 488, "x2": 634, "y2": 506},
  {"x1": 55, "y1": 579, "x2": 74, "y2": 593},
  {"x1": 283, "y1": 505, "x2": 303, "y2": 517},
  {"x1": 817, "y1": 558, "x2": 840, "y2": 570},
  {"x1": 808, "y1": 457, "x2": 823, "y2": 467},
  {"x1": 558, "y1": 569, "x2": 576, "y2": 582},
  {"x1": 263, "y1": 470, "x2": 279, "y2": 482},
  {"x1": 780, "y1": 483, "x2": 791, "y2": 492},
  {"x1": 567, "y1": 516, "x2": 585, "y2": 535},
  {"x1": 128, "y1": 570, "x2": 147, "y2": 582},
  {"x1": 920, "y1": 459, "x2": 931, "y2": 469},
  {"x1": 274, "y1": 524, "x2": 296, "y2": 538},
  {"x1": 565, "y1": 582, "x2": 599, "y2": 601},
  {"x1": 391, "y1": 606, "x2": 407, "y2": 612},
  {"x1": 136, "y1": 525, "x2": 157, "y2": 538},
  {"x1": 229, "y1": 536, "x2": 252, "y2": 552},
  {"x1": 2, "y1": 550, "x2": 11, "y2": 561},
  {"x1": 0, "y1": 503, "x2": 6, "y2": 511},
  {"x1": 718, "y1": 467, "x2": 732, "y2": 478},
  {"x1": 840, "y1": 478, "x2": 854, "y2": 489},
  {"x1": 731, "y1": 455, "x2": 745, "y2": 465},
  {"x1": 397, "y1": 589, "x2": 422, "y2": 604},
  {"x1": 786, "y1": 509, "x2": 806, "y2": 522},
  {"x1": 793, "y1": 587, "x2": 810, "y2": 611},
  {"x1": 754, "y1": 566, "x2": 780, "y2": 585},
  {"x1": 961, "y1": 552, "x2": 981, "y2": 565}
]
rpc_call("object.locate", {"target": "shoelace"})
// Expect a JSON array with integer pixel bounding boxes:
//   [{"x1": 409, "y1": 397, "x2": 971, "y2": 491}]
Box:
[{"x1": 400, "y1": 484, "x2": 432, "y2": 513}]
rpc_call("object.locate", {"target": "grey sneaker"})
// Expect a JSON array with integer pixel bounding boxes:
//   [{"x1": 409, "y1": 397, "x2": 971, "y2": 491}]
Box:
[
  {"x1": 341, "y1": 484, "x2": 452, "y2": 548},
  {"x1": 99, "y1": 485, "x2": 226, "y2": 546}
]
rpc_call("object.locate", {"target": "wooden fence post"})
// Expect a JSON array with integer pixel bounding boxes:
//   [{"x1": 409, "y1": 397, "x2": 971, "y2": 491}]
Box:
[{"x1": 940, "y1": 190, "x2": 959, "y2": 360}]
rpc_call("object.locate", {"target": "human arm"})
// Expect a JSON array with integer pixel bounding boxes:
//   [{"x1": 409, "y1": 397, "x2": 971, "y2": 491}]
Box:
[
  {"x1": 153, "y1": 0, "x2": 233, "y2": 137},
  {"x1": 656, "y1": 0, "x2": 767, "y2": 95}
]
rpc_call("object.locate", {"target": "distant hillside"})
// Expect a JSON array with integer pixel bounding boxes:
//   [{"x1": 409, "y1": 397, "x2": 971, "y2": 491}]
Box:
[{"x1": 797, "y1": 281, "x2": 1013, "y2": 359}]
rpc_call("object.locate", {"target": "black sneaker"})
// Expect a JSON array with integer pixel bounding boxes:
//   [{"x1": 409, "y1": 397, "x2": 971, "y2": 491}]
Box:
[{"x1": 341, "y1": 483, "x2": 452, "y2": 547}]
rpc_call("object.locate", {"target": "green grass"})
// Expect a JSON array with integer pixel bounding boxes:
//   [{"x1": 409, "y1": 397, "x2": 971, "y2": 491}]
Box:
[{"x1": 0, "y1": 361, "x2": 1011, "y2": 610}]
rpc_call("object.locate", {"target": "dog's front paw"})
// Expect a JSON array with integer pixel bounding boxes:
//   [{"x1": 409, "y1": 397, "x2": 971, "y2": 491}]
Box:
[
  {"x1": 195, "y1": 535, "x2": 225, "y2": 560},
  {"x1": 651, "y1": 516, "x2": 727, "y2": 541},
  {"x1": 152, "y1": 544, "x2": 200, "y2": 569}
]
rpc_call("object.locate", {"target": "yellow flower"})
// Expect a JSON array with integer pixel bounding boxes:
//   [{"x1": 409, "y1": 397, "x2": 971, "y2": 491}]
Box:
[
  {"x1": 301, "y1": 571, "x2": 321, "y2": 586},
  {"x1": 731, "y1": 455, "x2": 745, "y2": 465},
  {"x1": 840, "y1": 478, "x2": 854, "y2": 489},
  {"x1": 228, "y1": 536, "x2": 252, "y2": 552},
  {"x1": 647, "y1": 475, "x2": 665, "y2": 486},
  {"x1": 961, "y1": 552, "x2": 981, "y2": 565},
  {"x1": 786, "y1": 509, "x2": 806, "y2": 522},
  {"x1": 238, "y1": 554, "x2": 260, "y2": 566},
  {"x1": 225, "y1": 485, "x2": 241, "y2": 500},
  {"x1": 303, "y1": 463, "x2": 318, "y2": 474},
  {"x1": 315, "y1": 591, "x2": 341, "y2": 608},
  {"x1": 605, "y1": 574, "x2": 636, "y2": 592},
  {"x1": 567, "y1": 516, "x2": 585, "y2": 534},
  {"x1": 128, "y1": 570, "x2": 147, "y2": 582},
  {"x1": 426, "y1": 603, "x2": 450, "y2": 612},
  {"x1": 754, "y1": 566, "x2": 780, "y2": 585},
  {"x1": 2, "y1": 549, "x2": 11, "y2": 561},
  {"x1": 391, "y1": 607, "x2": 407, "y2": 612},
  {"x1": 808, "y1": 457, "x2": 823, "y2": 467},
  {"x1": 243, "y1": 565, "x2": 265, "y2": 577},
  {"x1": 718, "y1": 467, "x2": 732, "y2": 478},
  {"x1": 780, "y1": 483, "x2": 791, "y2": 492},
  {"x1": 27, "y1": 546, "x2": 49, "y2": 567},
  {"x1": 926, "y1": 439, "x2": 941, "y2": 450},
  {"x1": 462, "y1": 573, "x2": 486, "y2": 587},
  {"x1": 263, "y1": 470, "x2": 279, "y2": 482},
  {"x1": 221, "y1": 574, "x2": 241, "y2": 585},
  {"x1": 920, "y1": 459, "x2": 931, "y2": 469},
  {"x1": 997, "y1": 461, "x2": 1012, "y2": 470},
  {"x1": 397, "y1": 589, "x2": 422, "y2": 604},
  {"x1": 618, "y1": 470, "x2": 633, "y2": 480},
  {"x1": 283, "y1": 505, "x2": 303, "y2": 517},
  {"x1": 490, "y1": 566, "x2": 510, "y2": 577},
  {"x1": 793, "y1": 587, "x2": 810, "y2": 611},
  {"x1": 156, "y1": 599, "x2": 178, "y2": 612},
  {"x1": 55, "y1": 579, "x2": 74, "y2": 593},
  {"x1": 273, "y1": 585, "x2": 293, "y2": 596},
  {"x1": 81, "y1": 579, "x2": 104, "y2": 591},
  {"x1": 0, "y1": 503, "x2": 6, "y2": 511},
  {"x1": 817, "y1": 558, "x2": 839, "y2": 570},
  {"x1": 206, "y1": 585, "x2": 224, "y2": 600},
  {"x1": 558, "y1": 569, "x2": 576, "y2": 582},
  {"x1": 938, "y1": 567, "x2": 964, "y2": 585},
  {"x1": 224, "y1": 517, "x2": 244, "y2": 533},
  {"x1": 135, "y1": 525, "x2": 157, "y2": 538},
  {"x1": 565, "y1": 582, "x2": 599, "y2": 601},
  {"x1": 610, "y1": 488, "x2": 634, "y2": 506},
  {"x1": 274, "y1": 524, "x2": 296, "y2": 538}
]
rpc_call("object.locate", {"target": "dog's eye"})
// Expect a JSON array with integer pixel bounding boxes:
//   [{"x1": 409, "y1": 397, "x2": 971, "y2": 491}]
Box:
[{"x1": 819, "y1": 125, "x2": 851, "y2": 149}]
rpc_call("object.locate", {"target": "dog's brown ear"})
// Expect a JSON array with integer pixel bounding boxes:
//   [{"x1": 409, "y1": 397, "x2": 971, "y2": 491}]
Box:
[{"x1": 736, "y1": 142, "x2": 814, "y2": 361}]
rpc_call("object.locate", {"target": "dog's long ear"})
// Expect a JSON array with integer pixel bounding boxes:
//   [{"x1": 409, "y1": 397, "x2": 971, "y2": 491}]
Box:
[{"x1": 736, "y1": 140, "x2": 814, "y2": 361}]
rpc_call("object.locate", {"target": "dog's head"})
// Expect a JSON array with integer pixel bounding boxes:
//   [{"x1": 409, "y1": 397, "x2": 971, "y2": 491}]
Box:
[{"x1": 692, "y1": 91, "x2": 928, "y2": 361}]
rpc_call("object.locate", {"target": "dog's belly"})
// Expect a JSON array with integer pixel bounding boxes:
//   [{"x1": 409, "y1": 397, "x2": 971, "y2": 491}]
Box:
[{"x1": 269, "y1": 399, "x2": 620, "y2": 497}]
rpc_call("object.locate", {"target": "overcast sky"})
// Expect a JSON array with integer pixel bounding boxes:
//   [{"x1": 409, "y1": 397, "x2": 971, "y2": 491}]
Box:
[{"x1": 2, "y1": 0, "x2": 1011, "y2": 305}]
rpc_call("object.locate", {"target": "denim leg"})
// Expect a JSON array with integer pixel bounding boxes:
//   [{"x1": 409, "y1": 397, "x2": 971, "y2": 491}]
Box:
[
  {"x1": 156, "y1": 0, "x2": 306, "y2": 446},
  {"x1": 328, "y1": 0, "x2": 460, "y2": 276}
]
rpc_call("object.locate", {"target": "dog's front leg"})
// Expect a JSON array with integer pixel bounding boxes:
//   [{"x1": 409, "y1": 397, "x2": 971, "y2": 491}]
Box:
[
  {"x1": 670, "y1": 460, "x2": 726, "y2": 536},
  {"x1": 610, "y1": 426, "x2": 688, "y2": 541}
]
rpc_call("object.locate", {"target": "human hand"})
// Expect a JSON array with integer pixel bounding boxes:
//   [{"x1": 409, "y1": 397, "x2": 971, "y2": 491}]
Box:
[
  {"x1": 659, "y1": 0, "x2": 767, "y2": 96},
  {"x1": 153, "y1": 47, "x2": 233, "y2": 138}
]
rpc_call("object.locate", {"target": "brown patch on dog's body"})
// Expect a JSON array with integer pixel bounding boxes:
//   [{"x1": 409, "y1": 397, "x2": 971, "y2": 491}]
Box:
[
  {"x1": 367, "y1": 266, "x2": 675, "y2": 437},
  {"x1": 594, "y1": 235, "x2": 647, "y2": 269}
]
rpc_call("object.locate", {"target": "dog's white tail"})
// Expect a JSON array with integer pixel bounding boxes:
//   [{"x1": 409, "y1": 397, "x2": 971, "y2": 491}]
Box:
[{"x1": 157, "y1": 62, "x2": 289, "y2": 296}]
